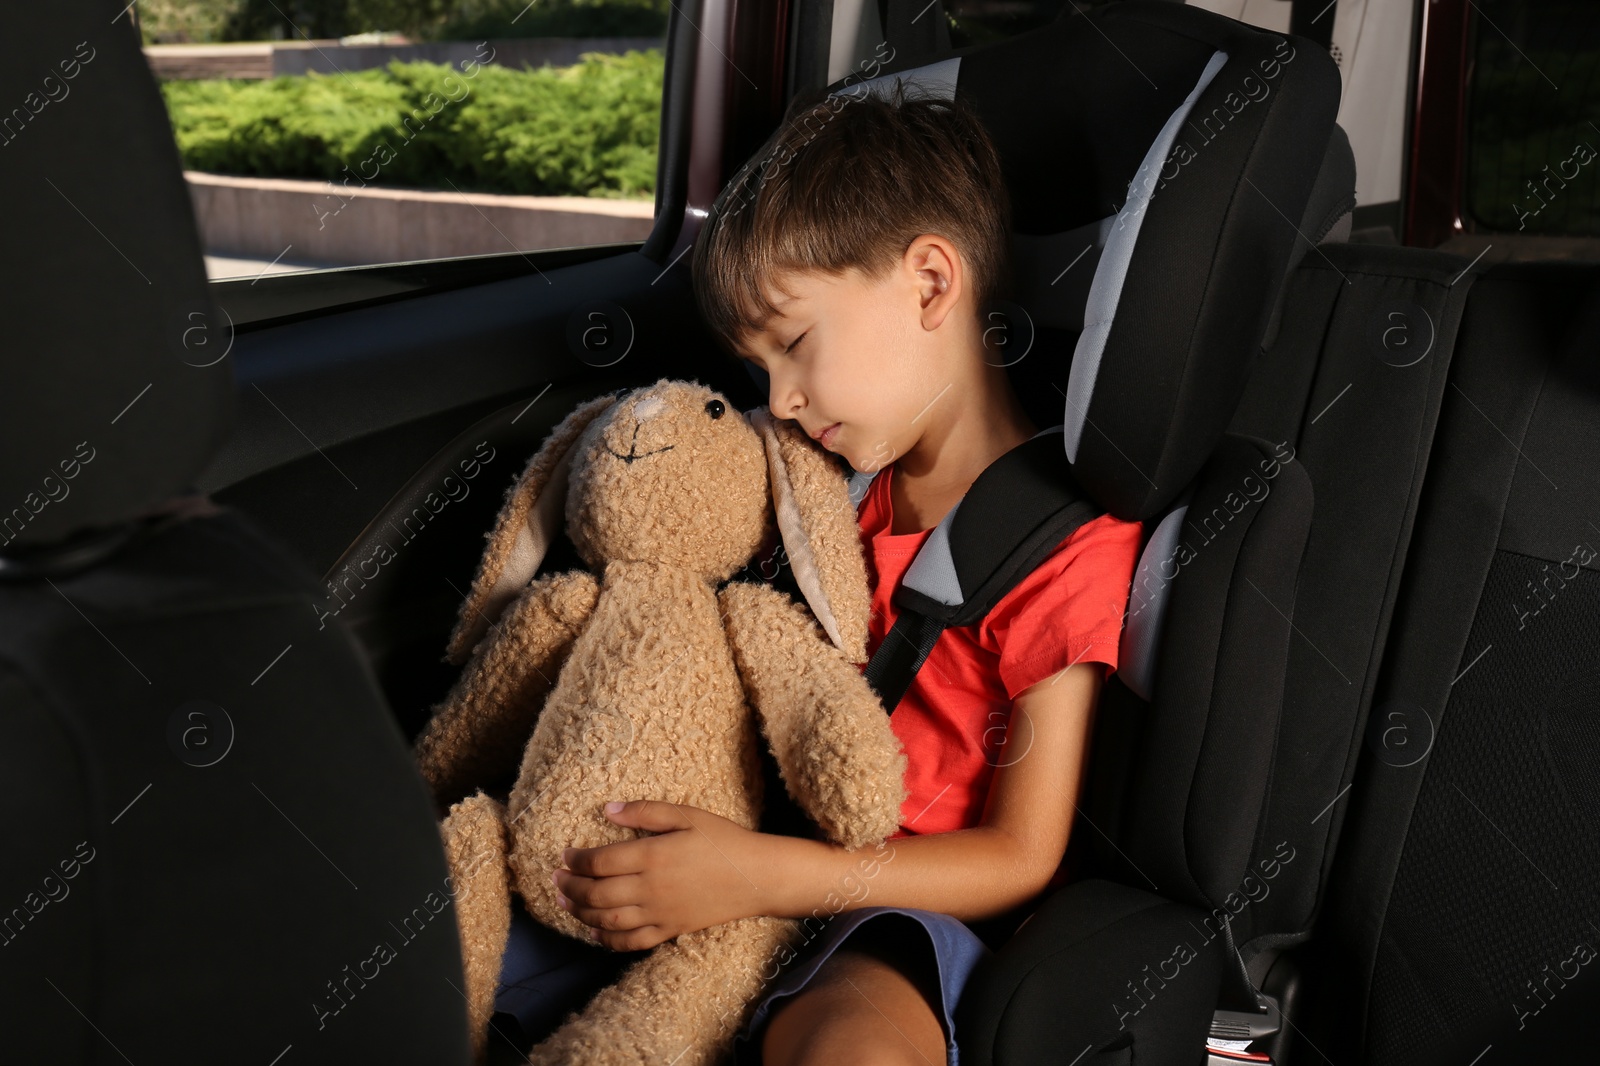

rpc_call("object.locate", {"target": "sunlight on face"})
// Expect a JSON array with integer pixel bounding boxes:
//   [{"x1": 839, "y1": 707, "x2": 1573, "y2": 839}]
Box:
[{"x1": 737, "y1": 258, "x2": 957, "y2": 475}]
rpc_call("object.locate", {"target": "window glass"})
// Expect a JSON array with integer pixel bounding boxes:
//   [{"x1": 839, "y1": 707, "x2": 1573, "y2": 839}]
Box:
[
  {"x1": 1465, "y1": 0, "x2": 1598, "y2": 236},
  {"x1": 135, "y1": 1, "x2": 668, "y2": 279}
]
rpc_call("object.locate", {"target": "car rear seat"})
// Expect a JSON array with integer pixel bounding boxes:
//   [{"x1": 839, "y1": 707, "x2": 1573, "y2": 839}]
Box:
[{"x1": 1280, "y1": 258, "x2": 1600, "y2": 1062}]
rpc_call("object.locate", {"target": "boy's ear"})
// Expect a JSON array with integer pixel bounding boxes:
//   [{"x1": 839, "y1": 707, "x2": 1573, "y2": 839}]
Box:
[
  {"x1": 906, "y1": 234, "x2": 963, "y2": 330},
  {"x1": 749, "y1": 407, "x2": 873, "y2": 663}
]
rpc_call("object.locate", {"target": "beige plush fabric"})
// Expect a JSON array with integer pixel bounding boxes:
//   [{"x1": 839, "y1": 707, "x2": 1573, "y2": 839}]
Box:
[
  {"x1": 439, "y1": 792, "x2": 513, "y2": 1063},
  {"x1": 414, "y1": 379, "x2": 906, "y2": 1064}
]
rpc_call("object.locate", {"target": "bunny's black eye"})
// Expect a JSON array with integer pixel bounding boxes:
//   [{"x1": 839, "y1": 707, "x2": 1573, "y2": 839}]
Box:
[{"x1": 705, "y1": 399, "x2": 726, "y2": 420}]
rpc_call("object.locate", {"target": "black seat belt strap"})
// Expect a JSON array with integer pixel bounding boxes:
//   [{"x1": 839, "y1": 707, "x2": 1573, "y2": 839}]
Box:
[
  {"x1": 862, "y1": 607, "x2": 946, "y2": 713},
  {"x1": 854, "y1": 427, "x2": 1104, "y2": 717}
]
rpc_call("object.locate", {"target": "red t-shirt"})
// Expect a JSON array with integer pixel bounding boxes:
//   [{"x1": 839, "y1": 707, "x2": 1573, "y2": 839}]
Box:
[{"x1": 856, "y1": 463, "x2": 1143, "y2": 848}]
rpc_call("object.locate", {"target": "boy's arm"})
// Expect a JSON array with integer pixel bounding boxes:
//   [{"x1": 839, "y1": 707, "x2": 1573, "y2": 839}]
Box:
[
  {"x1": 761, "y1": 660, "x2": 1101, "y2": 924},
  {"x1": 551, "y1": 659, "x2": 1100, "y2": 948}
]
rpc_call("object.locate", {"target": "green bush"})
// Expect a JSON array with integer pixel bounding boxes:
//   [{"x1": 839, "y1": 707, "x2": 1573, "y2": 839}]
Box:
[
  {"x1": 160, "y1": 49, "x2": 662, "y2": 198},
  {"x1": 137, "y1": 0, "x2": 242, "y2": 43},
  {"x1": 140, "y1": 0, "x2": 667, "y2": 42}
]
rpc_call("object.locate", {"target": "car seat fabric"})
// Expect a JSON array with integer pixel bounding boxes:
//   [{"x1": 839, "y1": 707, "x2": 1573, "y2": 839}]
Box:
[
  {"x1": 1094, "y1": 435, "x2": 1314, "y2": 913},
  {"x1": 1, "y1": 5, "x2": 233, "y2": 553},
  {"x1": 960, "y1": 232, "x2": 1484, "y2": 1066},
  {"x1": 0, "y1": 507, "x2": 472, "y2": 1064},
  {"x1": 1111, "y1": 483, "x2": 1195, "y2": 703},
  {"x1": 1260, "y1": 122, "x2": 1357, "y2": 350},
  {"x1": 824, "y1": 0, "x2": 1346, "y2": 521},
  {"x1": 957, "y1": 878, "x2": 1231, "y2": 1065},
  {"x1": 0, "y1": 6, "x2": 474, "y2": 1062},
  {"x1": 958, "y1": 1, "x2": 1344, "y2": 521},
  {"x1": 1216, "y1": 244, "x2": 1480, "y2": 960},
  {"x1": 1305, "y1": 263, "x2": 1600, "y2": 1064},
  {"x1": 1057, "y1": 47, "x2": 1231, "y2": 472},
  {"x1": 956, "y1": 434, "x2": 1315, "y2": 1065}
]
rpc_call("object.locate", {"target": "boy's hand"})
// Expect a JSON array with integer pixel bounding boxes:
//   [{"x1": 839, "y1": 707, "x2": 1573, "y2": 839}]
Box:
[{"x1": 553, "y1": 800, "x2": 773, "y2": 951}]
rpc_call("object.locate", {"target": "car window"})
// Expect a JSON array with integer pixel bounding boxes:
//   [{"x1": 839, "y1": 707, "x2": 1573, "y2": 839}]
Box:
[
  {"x1": 1464, "y1": 0, "x2": 1598, "y2": 237},
  {"x1": 136, "y1": 4, "x2": 668, "y2": 280}
]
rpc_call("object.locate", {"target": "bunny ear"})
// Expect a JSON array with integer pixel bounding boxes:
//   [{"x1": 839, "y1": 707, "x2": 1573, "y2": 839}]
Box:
[
  {"x1": 749, "y1": 408, "x2": 874, "y2": 663},
  {"x1": 443, "y1": 392, "x2": 619, "y2": 665}
]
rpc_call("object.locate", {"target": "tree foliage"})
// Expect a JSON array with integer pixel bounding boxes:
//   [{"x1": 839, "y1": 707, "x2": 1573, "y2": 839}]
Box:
[
  {"x1": 138, "y1": 0, "x2": 668, "y2": 42},
  {"x1": 160, "y1": 50, "x2": 663, "y2": 198}
]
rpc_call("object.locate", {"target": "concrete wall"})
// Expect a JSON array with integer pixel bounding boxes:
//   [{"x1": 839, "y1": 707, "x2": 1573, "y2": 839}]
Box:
[
  {"x1": 144, "y1": 44, "x2": 274, "y2": 80},
  {"x1": 186, "y1": 171, "x2": 655, "y2": 266},
  {"x1": 145, "y1": 38, "x2": 662, "y2": 80}
]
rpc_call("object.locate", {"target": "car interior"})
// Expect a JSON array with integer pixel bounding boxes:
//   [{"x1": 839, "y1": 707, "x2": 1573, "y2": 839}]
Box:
[{"x1": 3, "y1": 1, "x2": 1595, "y2": 1064}]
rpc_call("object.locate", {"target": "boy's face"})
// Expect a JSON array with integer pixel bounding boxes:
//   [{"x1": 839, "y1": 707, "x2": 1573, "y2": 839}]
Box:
[{"x1": 735, "y1": 241, "x2": 968, "y2": 475}]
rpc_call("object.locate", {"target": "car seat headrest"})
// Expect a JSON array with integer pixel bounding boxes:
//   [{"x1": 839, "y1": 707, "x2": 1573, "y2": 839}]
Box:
[
  {"x1": 0, "y1": 7, "x2": 233, "y2": 560},
  {"x1": 1260, "y1": 121, "x2": 1357, "y2": 350},
  {"x1": 829, "y1": 1, "x2": 1346, "y2": 520}
]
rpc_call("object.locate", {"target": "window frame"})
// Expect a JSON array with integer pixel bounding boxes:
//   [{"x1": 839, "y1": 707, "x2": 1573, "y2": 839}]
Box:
[{"x1": 205, "y1": 4, "x2": 722, "y2": 328}]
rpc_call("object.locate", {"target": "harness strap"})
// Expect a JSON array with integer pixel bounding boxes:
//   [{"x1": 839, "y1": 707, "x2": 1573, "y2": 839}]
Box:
[
  {"x1": 862, "y1": 608, "x2": 946, "y2": 713},
  {"x1": 856, "y1": 427, "x2": 1104, "y2": 714}
]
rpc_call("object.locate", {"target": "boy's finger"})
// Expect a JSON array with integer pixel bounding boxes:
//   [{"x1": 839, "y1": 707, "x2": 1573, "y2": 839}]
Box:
[
  {"x1": 571, "y1": 903, "x2": 651, "y2": 934},
  {"x1": 594, "y1": 924, "x2": 668, "y2": 952},
  {"x1": 603, "y1": 798, "x2": 695, "y2": 833},
  {"x1": 556, "y1": 870, "x2": 644, "y2": 909},
  {"x1": 562, "y1": 838, "x2": 645, "y2": 877}
]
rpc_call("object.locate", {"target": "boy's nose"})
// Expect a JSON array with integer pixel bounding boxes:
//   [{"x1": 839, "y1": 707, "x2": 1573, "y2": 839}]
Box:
[{"x1": 768, "y1": 381, "x2": 804, "y2": 421}]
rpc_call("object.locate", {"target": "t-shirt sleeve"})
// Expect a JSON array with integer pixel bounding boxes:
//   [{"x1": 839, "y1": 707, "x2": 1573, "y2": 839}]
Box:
[{"x1": 987, "y1": 513, "x2": 1144, "y2": 700}]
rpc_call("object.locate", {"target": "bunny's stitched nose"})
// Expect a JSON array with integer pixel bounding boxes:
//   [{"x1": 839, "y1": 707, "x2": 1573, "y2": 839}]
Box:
[
  {"x1": 631, "y1": 395, "x2": 667, "y2": 421},
  {"x1": 605, "y1": 419, "x2": 675, "y2": 464}
]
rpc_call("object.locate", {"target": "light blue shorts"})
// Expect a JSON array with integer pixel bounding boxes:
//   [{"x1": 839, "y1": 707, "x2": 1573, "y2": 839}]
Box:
[
  {"x1": 730, "y1": 905, "x2": 992, "y2": 1066},
  {"x1": 493, "y1": 904, "x2": 992, "y2": 1065}
]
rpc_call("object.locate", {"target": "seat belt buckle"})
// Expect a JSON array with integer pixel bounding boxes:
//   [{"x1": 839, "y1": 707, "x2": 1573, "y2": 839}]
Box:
[{"x1": 1205, "y1": 992, "x2": 1280, "y2": 1064}]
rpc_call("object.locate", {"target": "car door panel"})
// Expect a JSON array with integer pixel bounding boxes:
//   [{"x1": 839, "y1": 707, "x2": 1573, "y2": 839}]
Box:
[{"x1": 201, "y1": 248, "x2": 746, "y2": 579}]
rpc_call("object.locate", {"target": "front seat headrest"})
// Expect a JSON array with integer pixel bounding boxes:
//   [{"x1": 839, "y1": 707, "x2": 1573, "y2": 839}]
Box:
[
  {"x1": 1, "y1": 5, "x2": 234, "y2": 559},
  {"x1": 835, "y1": 1, "x2": 1346, "y2": 520}
]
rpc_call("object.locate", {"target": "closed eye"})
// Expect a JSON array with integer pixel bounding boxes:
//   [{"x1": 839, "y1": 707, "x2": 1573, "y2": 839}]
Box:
[{"x1": 785, "y1": 331, "x2": 809, "y2": 354}]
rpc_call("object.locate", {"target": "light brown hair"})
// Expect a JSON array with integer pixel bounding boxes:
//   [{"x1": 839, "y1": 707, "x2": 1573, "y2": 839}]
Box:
[{"x1": 691, "y1": 78, "x2": 1015, "y2": 358}]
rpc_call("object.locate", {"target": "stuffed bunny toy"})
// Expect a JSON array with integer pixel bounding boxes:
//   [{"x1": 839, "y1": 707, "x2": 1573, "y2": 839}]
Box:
[{"x1": 412, "y1": 379, "x2": 908, "y2": 1065}]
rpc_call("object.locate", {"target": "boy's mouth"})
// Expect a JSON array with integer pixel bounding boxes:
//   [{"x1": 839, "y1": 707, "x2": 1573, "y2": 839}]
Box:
[{"x1": 810, "y1": 422, "x2": 841, "y2": 447}]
